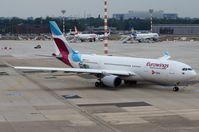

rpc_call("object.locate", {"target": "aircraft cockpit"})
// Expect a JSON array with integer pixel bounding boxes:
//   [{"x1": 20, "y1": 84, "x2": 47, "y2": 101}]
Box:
[{"x1": 182, "y1": 68, "x2": 193, "y2": 71}]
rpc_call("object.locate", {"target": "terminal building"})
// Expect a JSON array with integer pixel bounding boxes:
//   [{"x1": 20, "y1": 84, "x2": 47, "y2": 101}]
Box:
[
  {"x1": 113, "y1": 10, "x2": 178, "y2": 20},
  {"x1": 153, "y1": 24, "x2": 199, "y2": 35},
  {"x1": 163, "y1": 14, "x2": 178, "y2": 19}
]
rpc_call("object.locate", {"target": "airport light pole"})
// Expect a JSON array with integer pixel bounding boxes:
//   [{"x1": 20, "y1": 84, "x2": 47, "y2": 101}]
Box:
[
  {"x1": 149, "y1": 9, "x2": 154, "y2": 32},
  {"x1": 104, "y1": 0, "x2": 108, "y2": 55},
  {"x1": 61, "y1": 10, "x2": 66, "y2": 35}
]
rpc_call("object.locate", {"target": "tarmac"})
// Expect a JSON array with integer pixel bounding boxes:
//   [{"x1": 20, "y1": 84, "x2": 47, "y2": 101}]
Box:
[{"x1": 0, "y1": 40, "x2": 199, "y2": 132}]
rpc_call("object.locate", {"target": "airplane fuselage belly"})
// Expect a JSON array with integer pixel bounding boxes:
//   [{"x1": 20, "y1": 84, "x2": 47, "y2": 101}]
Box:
[{"x1": 80, "y1": 54, "x2": 189, "y2": 84}]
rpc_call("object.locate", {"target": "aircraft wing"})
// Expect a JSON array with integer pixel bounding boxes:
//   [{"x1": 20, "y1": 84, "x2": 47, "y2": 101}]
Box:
[{"x1": 14, "y1": 66, "x2": 135, "y2": 76}]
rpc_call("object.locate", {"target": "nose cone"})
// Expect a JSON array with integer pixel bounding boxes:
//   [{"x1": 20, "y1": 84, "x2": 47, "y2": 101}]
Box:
[
  {"x1": 192, "y1": 70, "x2": 197, "y2": 78},
  {"x1": 188, "y1": 70, "x2": 197, "y2": 80}
]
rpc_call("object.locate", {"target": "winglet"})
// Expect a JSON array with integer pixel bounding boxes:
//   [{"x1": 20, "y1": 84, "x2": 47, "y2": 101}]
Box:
[
  {"x1": 159, "y1": 51, "x2": 171, "y2": 60},
  {"x1": 164, "y1": 51, "x2": 170, "y2": 57}
]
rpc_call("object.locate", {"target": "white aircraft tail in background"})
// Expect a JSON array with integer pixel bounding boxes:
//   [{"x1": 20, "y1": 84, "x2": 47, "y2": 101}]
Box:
[
  {"x1": 74, "y1": 26, "x2": 97, "y2": 42},
  {"x1": 14, "y1": 21, "x2": 197, "y2": 92}
]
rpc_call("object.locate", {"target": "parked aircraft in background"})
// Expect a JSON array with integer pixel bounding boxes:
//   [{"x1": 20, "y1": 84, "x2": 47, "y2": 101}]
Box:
[
  {"x1": 66, "y1": 29, "x2": 77, "y2": 36},
  {"x1": 74, "y1": 26, "x2": 97, "y2": 42},
  {"x1": 14, "y1": 21, "x2": 197, "y2": 92},
  {"x1": 66, "y1": 27, "x2": 110, "y2": 42},
  {"x1": 96, "y1": 31, "x2": 111, "y2": 41}
]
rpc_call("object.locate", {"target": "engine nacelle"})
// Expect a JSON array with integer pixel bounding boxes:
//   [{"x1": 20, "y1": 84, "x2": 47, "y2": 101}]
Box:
[{"x1": 101, "y1": 75, "x2": 122, "y2": 88}]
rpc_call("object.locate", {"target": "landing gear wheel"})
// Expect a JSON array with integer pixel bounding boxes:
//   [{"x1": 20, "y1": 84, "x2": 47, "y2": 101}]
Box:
[
  {"x1": 95, "y1": 82, "x2": 104, "y2": 88},
  {"x1": 100, "y1": 82, "x2": 105, "y2": 87},
  {"x1": 124, "y1": 81, "x2": 137, "y2": 86},
  {"x1": 95, "y1": 82, "x2": 100, "y2": 87},
  {"x1": 173, "y1": 87, "x2": 179, "y2": 92},
  {"x1": 89, "y1": 38, "x2": 93, "y2": 42}
]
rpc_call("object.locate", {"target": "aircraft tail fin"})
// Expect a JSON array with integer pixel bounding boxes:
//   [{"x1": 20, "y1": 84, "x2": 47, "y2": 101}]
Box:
[
  {"x1": 49, "y1": 21, "x2": 80, "y2": 67},
  {"x1": 74, "y1": 26, "x2": 79, "y2": 35}
]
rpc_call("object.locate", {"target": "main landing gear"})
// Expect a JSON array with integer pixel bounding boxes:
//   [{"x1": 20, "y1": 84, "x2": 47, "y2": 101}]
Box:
[
  {"x1": 173, "y1": 86, "x2": 179, "y2": 92},
  {"x1": 95, "y1": 80, "x2": 105, "y2": 88},
  {"x1": 95, "y1": 82, "x2": 104, "y2": 88},
  {"x1": 124, "y1": 80, "x2": 137, "y2": 86}
]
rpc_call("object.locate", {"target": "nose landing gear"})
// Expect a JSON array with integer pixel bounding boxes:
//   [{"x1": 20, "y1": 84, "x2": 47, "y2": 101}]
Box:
[
  {"x1": 173, "y1": 86, "x2": 179, "y2": 92},
  {"x1": 173, "y1": 82, "x2": 180, "y2": 92}
]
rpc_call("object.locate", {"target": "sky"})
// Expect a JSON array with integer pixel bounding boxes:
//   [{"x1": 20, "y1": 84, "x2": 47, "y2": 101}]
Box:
[{"x1": 0, "y1": 0, "x2": 199, "y2": 18}]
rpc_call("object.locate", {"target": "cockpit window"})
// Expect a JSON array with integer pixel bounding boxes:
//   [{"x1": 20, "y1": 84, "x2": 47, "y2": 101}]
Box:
[
  {"x1": 182, "y1": 68, "x2": 193, "y2": 71},
  {"x1": 182, "y1": 68, "x2": 186, "y2": 71}
]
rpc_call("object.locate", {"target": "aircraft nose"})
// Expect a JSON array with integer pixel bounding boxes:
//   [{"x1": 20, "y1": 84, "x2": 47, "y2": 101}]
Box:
[{"x1": 191, "y1": 70, "x2": 197, "y2": 79}]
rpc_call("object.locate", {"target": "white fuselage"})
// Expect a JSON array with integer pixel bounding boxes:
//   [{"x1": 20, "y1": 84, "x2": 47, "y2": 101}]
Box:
[
  {"x1": 73, "y1": 54, "x2": 196, "y2": 84},
  {"x1": 97, "y1": 32, "x2": 110, "y2": 40},
  {"x1": 75, "y1": 33, "x2": 97, "y2": 40}
]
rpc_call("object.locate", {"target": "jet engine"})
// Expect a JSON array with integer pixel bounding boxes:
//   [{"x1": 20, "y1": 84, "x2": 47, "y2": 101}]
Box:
[{"x1": 101, "y1": 75, "x2": 122, "y2": 87}]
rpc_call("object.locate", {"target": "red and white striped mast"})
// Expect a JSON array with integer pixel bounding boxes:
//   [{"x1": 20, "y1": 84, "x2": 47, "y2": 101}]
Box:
[{"x1": 104, "y1": 0, "x2": 108, "y2": 55}]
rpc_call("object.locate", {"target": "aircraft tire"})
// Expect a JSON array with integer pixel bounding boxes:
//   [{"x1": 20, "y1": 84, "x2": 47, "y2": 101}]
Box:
[
  {"x1": 124, "y1": 80, "x2": 137, "y2": 85},
  {"x1": 173, "y1": 86, "x2": 179, "y2": 92},
  {"x1": 100, "y1": 82, "x2": 105, "y2": 87},
  {"x1": 89, "y1": 38, "x2": 93, "y2": 42},
  {"x1": 95, "y1": 82, "x2": 100, "y2": 87}
]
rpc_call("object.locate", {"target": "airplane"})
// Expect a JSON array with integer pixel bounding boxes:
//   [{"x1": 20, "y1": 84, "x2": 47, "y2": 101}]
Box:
[
  {"x1": 66, "y1": 29, "x2": 77, "y2": 36},
  {"x1": 74, "y1": 26, "x2": 97, "y2": 42},
  {"x1": 132, "y1": 31, "x2": 159, "y2": 43},
  {"x1": 96, "y1": 31, "x2": 111, "y2": 41},
  {"x1": 13, "y1": 21, "x2": 197, "y2": 92}
]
